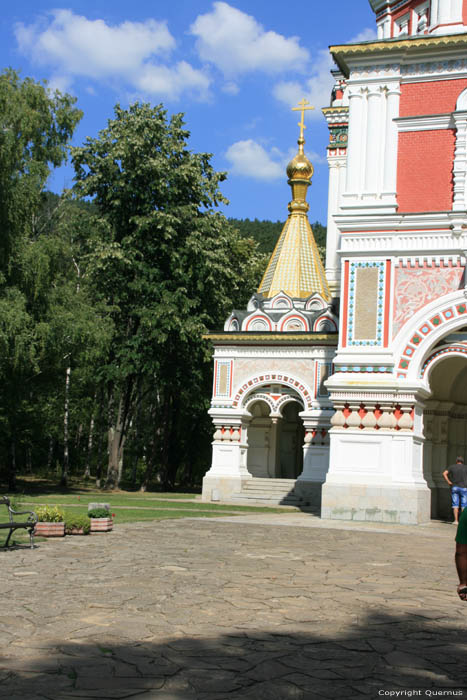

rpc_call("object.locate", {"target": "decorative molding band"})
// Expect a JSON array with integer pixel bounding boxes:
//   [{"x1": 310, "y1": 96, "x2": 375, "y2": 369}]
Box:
[
  {"x1": 420, "y1": 344, "x2": 467, "y2": 378},
  {"x1": 232, "y1": 373, "x2": 313, "y2": 410},
  {"x1": 214, "y1": 346, "x2": 335, "y2": 358},
  {"x1": 340, "y1": 233, "x2": 466, "y2": 254},
  {"x1": 205, "y1": 332, "x2": 337, "y2": 346},
  {"x1": 395, "y1": 114, "x2": 454, "y2": 132},
  {"x1": 330, "y1": 402, "x2": 414, "y2": 431},
  {"x1": 336, "y1": 365, "x2": 393, "y2": 373},
  {"x1": 396, "y1": 302, "x2": 467, "y2": 379}
]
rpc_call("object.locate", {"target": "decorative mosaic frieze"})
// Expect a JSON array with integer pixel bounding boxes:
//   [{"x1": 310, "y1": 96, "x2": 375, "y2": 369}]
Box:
[
  {"x1": 214, "y1": 360, "x2": 233, "y2": 398},
  {"x1": 347, "y1": 261, "x2": 385, "y2": 347},
  {"x1": 393, "y1": 264, "x2": 463, "y2": 338},
  {"x1": 396, "y1": 302, "x2": 467, "y2": 379},
  {"x1": 420, "y1": 343, "x2": 467, "y2": 378},
  {"x1": 337, "y1": 366, "x2": 392, "y2": 373},
  {"x1": 401, "y1": 58, "x2": 467, "y2": 78},
  {"x1": 232, "y1": 373, "x2": 313, "y2": 410}
]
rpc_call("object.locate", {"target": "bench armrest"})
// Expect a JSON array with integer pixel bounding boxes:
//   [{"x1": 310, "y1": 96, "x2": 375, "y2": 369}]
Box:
[{"x1": 9, "y1": 507, "x2": 38, "y2": 525}]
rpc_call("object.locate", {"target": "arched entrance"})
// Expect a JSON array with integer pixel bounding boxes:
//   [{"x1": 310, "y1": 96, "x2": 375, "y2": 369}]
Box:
[
  {"x1": 245, "y1": 391, "x2": 305, "y2": 480},
  {"x1": 423, "y1": 341, "x2": 467, "y2": 519}
]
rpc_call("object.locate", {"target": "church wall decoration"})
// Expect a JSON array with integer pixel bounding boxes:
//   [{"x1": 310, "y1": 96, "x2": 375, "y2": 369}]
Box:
[
  {"x1": 343, "y1": 261, "x2": 390, "y2": 347},
  {"x1": 213, "y1": 360, "x2": 233, "y2": 398},
  {"x1": 392, "y1": 261, "x2": 463, "y2": 338}
]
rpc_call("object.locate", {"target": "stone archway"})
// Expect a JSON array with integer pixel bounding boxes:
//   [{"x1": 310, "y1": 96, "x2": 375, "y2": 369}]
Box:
[
  {"x1": 423, "y1": 351, "x2": 467, "y2": 519},
  {"x1": 245, "y1": 394, "x2": 305, "y2": 480}
]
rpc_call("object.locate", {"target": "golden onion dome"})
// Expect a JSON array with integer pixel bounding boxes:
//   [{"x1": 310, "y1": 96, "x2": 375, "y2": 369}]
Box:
[{"x1": 286, "y1": 137, "x2": 314, "y2": 181}]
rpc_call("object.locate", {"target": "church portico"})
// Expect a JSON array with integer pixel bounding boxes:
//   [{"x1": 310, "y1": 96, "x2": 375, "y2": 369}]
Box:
[
  {"x1": 202, "y1": 359, "x2": 335, "y2": 503},
  {"x1": 422, "y1": 348, "x2": 467, "y2": 518}
]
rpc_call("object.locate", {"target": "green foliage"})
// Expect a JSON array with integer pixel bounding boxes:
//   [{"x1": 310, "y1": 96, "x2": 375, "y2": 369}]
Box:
[
  {"x1": 71, "y1": 102, "x2": 266, "y2": 488},
  {"x1": 65, "y1": 513, "x2": 90, "y2": 534},
  {"x1": 229, "y1": 217, "x2": 326, "y2": 262},
  {"x1": 88, "y1": 507, "x2": 110, "y2": 518},
  {"x1": 36, "y1": 505, "x2": 65, "y2": 522},
  {"x1": 0, "y1": 78, "x2": 327, "y2": 492}
]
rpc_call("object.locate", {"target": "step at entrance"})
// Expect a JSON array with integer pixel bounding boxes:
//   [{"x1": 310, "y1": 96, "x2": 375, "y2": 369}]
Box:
[{"x1": 230, "y1": 478, "x2": 310, "y2": 507}]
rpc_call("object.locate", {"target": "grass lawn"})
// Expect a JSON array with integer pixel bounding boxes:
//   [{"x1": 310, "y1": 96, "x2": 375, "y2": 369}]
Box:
[{"x1": 1, "y1": 487, "x2": 291, "y2": 547}]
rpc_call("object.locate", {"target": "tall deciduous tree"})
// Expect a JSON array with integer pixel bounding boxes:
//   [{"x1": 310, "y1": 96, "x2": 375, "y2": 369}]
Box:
[
  {"x1": 0, "y1": 70, "x2": 82, "y2": 489},
  {"x1": 71, "y1": 102, "x2": 264, "y2": 489}
]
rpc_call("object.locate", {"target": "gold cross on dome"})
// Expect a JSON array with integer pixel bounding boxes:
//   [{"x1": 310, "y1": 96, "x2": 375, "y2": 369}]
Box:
[{"x1": 292, "y1": 98, "x2": 315, "y2": 140}]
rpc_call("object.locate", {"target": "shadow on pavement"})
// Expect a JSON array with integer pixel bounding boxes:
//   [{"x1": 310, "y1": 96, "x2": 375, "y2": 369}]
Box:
[{"x1": 3, "y1": 610, "x2": 467, "y2": 699}]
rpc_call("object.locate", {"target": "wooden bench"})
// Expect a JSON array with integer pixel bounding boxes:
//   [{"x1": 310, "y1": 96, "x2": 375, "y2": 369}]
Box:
[{"x1": 0, "y1": 496, "x2": 37, "y2": 549}]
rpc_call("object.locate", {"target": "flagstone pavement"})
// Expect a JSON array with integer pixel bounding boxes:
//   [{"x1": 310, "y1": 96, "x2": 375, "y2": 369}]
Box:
[{"x1": 2, "y1": 512, "x2": 467, "y2": 699}]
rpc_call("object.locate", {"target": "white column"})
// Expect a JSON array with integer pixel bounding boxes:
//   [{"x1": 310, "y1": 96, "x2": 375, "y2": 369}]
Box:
[
  {"x1": 438, "y1": 0, "x2": 452, "y2": 23},
  {"x1": 325, "y1": 158, "x2": 345, "y2": 293},
  {"x1": 345, "y1": 89, "x2": 364, "y2": 196},
  {"x1": 452, "y1": 111, "x2": 467, "y2": 211},
  {"x1": 382, "y1": 84, "x2": 401, "y2": 200},
  {"x1": 431, "y1": 0, "x2": 440, "y2": 26},
  {"x1": 364, "y1": 88, "x2": 381, "y2": 194}
]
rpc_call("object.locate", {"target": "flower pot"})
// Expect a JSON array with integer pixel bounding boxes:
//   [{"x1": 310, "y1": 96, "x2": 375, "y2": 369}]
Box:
[
  {"x1": 67, "y1": 527, "x2": 88, "y2": 535},
  {"x1": 34, "y1": 522, "x2": 65, "y2": 537},
  {"x1": 90, "y1": 517, "x2": 113, "y2": 532}
]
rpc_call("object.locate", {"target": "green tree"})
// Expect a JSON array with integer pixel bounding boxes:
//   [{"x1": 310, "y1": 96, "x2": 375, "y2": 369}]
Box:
[
  {"x1": 71, "y1": 102, "x2": 264, "y2": 489},
  {"x1": 0, "y1": 70, "x2": 82, "y2": 489}
]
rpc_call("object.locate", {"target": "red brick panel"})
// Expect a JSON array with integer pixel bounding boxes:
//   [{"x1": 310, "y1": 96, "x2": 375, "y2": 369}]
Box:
[
  {"x1": 464, "y1": 0, "x2": 467, "y2": 26},
  {"x1": 397, "y1": 129, "x2": 455, "y2": 212},
  {"x1": 400, "y1": 79, "x2": 467, "y2": 117}
]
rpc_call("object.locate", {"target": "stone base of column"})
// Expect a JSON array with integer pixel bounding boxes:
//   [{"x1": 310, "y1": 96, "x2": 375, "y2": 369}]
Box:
[
  {"x1": 294, "y1": 479, "x2": 323, "y2": 509},
  {"x1": 201, "y1": 475, "x2": 251, "y2": 502},
  {"x1": 321, "y1": 483, "x2": 431, "y2": 524}
]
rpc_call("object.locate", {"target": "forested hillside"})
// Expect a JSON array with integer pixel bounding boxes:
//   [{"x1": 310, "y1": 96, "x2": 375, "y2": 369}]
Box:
[
  {"x1": 229, "y1": 217, "x2": 326, "y2": 260},
  {"x1": 0, "y1": 69, "x2": 326, "y2": 493}
]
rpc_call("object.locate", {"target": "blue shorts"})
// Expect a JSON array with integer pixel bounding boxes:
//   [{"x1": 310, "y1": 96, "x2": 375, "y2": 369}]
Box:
[{"x1": 451, "y1": 485, "x2": 467, "y2": 509}]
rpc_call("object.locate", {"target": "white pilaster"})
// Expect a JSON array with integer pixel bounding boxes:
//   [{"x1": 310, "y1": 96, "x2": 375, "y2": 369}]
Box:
[
  {"x1": 364, "y1": 88, "x2": 381, "y2": 195},
  {"x1": 452, "y1": 110, "x2": 467, "y2": 211},
  {"x1": 325, "y1": 156, "x2": 346, "y2": 294},
  {"x1": 382, "y1": 84, "x2": 401, "y2": 203},
  {"x1": 345, "y1": 89, "x2": 364, "y2": 196}
]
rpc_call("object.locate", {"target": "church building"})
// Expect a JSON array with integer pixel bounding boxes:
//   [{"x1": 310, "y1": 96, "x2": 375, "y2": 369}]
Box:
[{"x1": 202, "y1": 0, "x2": 467, "y2": 525}]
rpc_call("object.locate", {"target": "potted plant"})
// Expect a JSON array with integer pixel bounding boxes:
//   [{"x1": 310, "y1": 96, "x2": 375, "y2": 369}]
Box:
[
  {"x1": 88, "y1": 506, "x2": 114, "y2": 532},
  {"x1": 34, "y1": 506, "x2": 65, "y2": 537},
  {"x1": 65, "y1": 513, "x2": 91, "y2": 535}
]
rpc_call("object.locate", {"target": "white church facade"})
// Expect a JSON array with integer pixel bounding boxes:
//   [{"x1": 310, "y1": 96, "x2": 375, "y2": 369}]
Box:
[{"x1": 202, "y1": 0, "x2": 467, "y2": 525}]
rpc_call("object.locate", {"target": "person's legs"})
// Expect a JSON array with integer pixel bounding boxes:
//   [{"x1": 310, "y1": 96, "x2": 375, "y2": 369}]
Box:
[
  {"x1": 455, "y1": 543, "x2": 467, "y2": 600},
  {"x1": 452, "y1": 486, "x2": 461, "y2": 523}
]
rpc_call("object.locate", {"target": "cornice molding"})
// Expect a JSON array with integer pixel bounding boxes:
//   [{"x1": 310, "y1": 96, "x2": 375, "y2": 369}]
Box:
[
  {"x1": 395, "y1": 113, "x2": 454, "y2": 131},
  {"x1": 331, "y1": 33, "x2": 467, "y2": 76},
  {"x1": 204, "y1": 332, "x2": 338, "y2": 346}
]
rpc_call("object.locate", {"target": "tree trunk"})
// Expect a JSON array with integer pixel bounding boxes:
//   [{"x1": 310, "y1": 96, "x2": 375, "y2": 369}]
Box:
[
  {"x1": 105, "y1": 395, "x2": 126, "y2": 489},
  {"x1": 46, "y1": 437, "x2": 54, "y2": 473},
  {"x1": 60, "y1": 365, "x2": 71, "y2": 488},
  {"x1": 83, "y1": 416, "x2": 94, "y2": 479},
  {"x1": 8, "y1": 439, "x2": 17, "y2": 492},
  {"x1": 95, "y1": 434, "x2": 103, "y2": 488}
]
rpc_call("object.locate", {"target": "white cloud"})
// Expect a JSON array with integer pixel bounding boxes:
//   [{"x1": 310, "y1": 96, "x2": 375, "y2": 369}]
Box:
[
  {"x1": 15, "y1": 10, "x2": 210, "y2": 100},
  {"x1": 273, "y1": 49, "x2": 334, "y2": 116},
  {"x1": 272, "y1": 27, "x2": 377, "y2": 115},
  {"x1": 190, "y1": 2, "x2": 309, "y2": 77},
  {"x1": 225, "y1": 140, "x2": 284, "y2": 180},
  {"x1": 350, "y1": 28, "x2": 378, "y2": 43},
  {"x1": 136, "y1": 61, "x2": 210, "y2": 101}
]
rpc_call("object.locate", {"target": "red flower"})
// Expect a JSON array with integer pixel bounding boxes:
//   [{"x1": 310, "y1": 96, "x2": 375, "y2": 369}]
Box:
[{"x1": 112, "y1": 513, "x2": 116, "y2": 517}]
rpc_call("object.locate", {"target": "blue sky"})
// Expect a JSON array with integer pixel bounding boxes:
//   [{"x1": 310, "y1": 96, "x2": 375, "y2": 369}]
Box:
[{"x1": 0, "y1": 1, "x2": 376, "y2": 224}]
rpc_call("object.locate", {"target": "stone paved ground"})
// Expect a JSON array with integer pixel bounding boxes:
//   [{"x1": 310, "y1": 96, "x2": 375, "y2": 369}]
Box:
[{"x1": 2, "y1": 513, "x2": 467, "y2": 699}]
